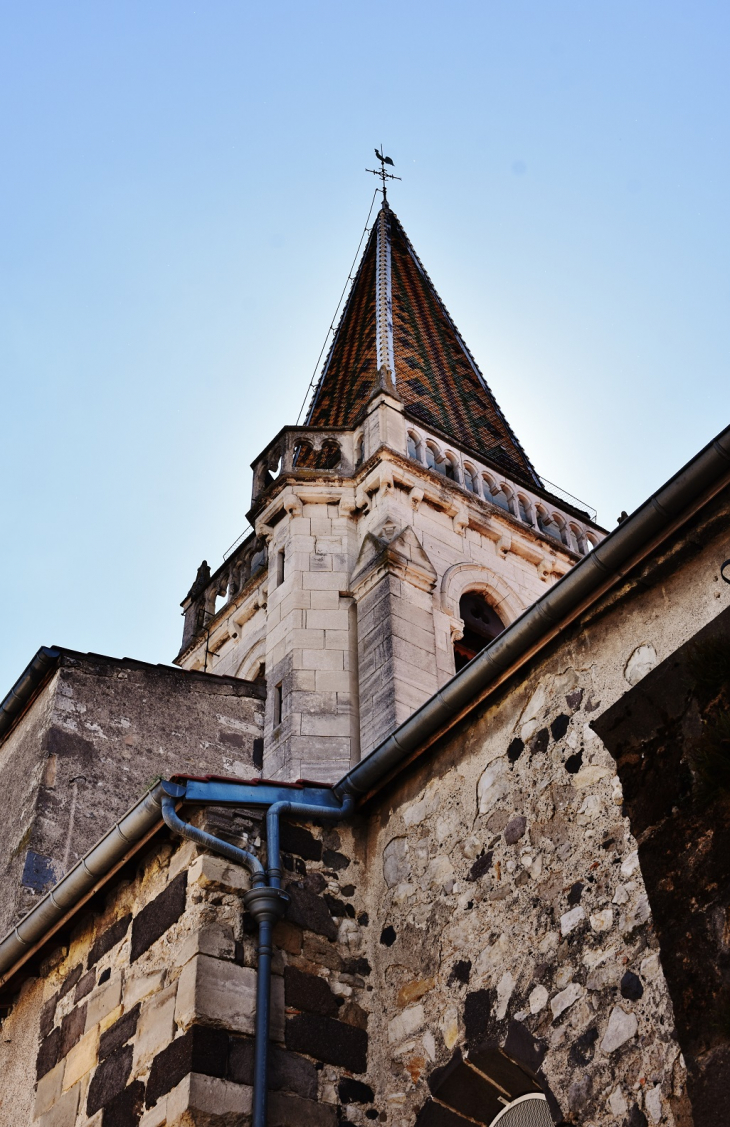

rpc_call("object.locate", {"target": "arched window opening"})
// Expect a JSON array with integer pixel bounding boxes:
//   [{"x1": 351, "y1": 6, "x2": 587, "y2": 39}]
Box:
[
  {"x1": 537, "y1": 508, "x2": 562, "y2": 541},
  {"x1": 317, "y1": 440, "x2": 341, "y2": 470},
  {"x1": 407, "y1": 432, "x2": 421, "y2": 462},
  {"x1": 464, "y1": 464, "x2": 479, "y2": 494},
  {"x1": 490, "y1": 484, "x2": 511, "y2": 513},
  {"x1": 355, "y1": 435, "x2": 365, "y2": 467},
  {"x1": 454, "y1": 591, "x2": 505, "y2": 672},
  {"x1": 425, "y1": 443, "x2": 439, "y2": 471},
  {"x1": 584, "y1": 532, "x2": 598, "y2": 553},
  {"x1": 444, "y1": 454, "x2": 459, "y2": 482},
  {"x1": 253, "y1": 663, "x2": 266, "y2": 686},
  {"x1": 517, "y1": 495, "x2": 531, "y2": 524},
  {"x1": 293, "y1": 441, "x2": 316, "y2": 469}
]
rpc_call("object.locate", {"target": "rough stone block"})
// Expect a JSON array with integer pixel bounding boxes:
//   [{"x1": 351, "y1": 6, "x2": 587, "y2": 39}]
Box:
[
  {"x1": 284, "y1": 885, "x2": 337, "y2": 940},
  {"x1": 174, "y1": 922, "x2": 237, "y2": 967},
  {"x1": 133, "y1": 983, "x2": 178, "y2": 1069},
  {"x1": 99, "y1": 1004, "x2": 140, "y2": 1061},
  {"x1": 62, "y1": 1025, "x2": 99, "y2": 1089},
  {"x1": 35, "y1": 1058, "x2": 65, "y2": 1117},
  {"x1": 86, "y1": 1044, "x2": 133, "y2": 1116},
  {"x1": 130, "y1": 872, "x2": 187, "y2": 962},
  {"x1": 285, "y1": 1013, "x2": 368, "y2": 1072},
  {"x1": 139, "y1": 1102, "x2": 168, "y2": 1127},
  {"x1": 85, "y1": 975, "x2": 122, "y2": 1032},
  {"x1": 60, "y1": 1003, "x2": 87, "y2": 1057},
  {"x1": 174, "y1": 954, "x2": 285, "y2": 1038},
  {"x1": 145, "y1": 1025, "x2": 228, "y2": 1108},
  {"x1": 37, "y1": 1082, "x2": 80, "y2": 1127},
  {"x1": 89, "y1": 915, "x2": 132, "y2": 968},
  {"x1": 37, "y1": 1026, "x2": 62, "y2": 1080},
  {"x1": 74, "y1": 969, "x2": 96, "y2": 1004},
  {"x1": 166, "y1": 1073, "x2": 252, "y2": 1123},
  {"x1": 269, "y1": 1090, "x2": 337, "y2": 1127},
  {"x1": 39, "y1": 993, "x2": 58, "y2": 1040},
  {"x1": 189, "y1": 852, "x2": 250, "y2": 892},
  {"x1": 300, "y1": 714, "x2": 350, "y2": 737},
  {"x1": 58, "y1": 965, "x2": 83, "y2": 1001},
  {"x1": 228, "y1": 1038, "x2": 318, "y2": 1099},
  {"x1": 99, "y1": 1080, "x2": 145, "y2": 1127},
  {"x1": 123, "y1": 969, "x2": 166, "y2": 1010},
  {"x1": 284, "y1": 966, "x2": 339, "y2": 1016},
  {"x1": 277, "y1": 822, "x2": 322, "y2": 861}
]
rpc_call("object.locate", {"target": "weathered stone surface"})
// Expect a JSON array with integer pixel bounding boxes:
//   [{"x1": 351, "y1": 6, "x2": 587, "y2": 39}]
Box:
[
  {"x1": 268, "y1": 1089, "x2": 338, "y2": 1127},
  {"x1": 338, "y1": 1077, "x2": 375, "y2": 1104},
  {"x1": 130, "y1": 872, "x2": 187, "y2": 962},
  {"x1": 285, "y1": 883, "x2": 338, "y2": 939},
  {"x1": 166, "y1": 1073, "x2": 252, "y2": 1122},
  {"x1": 39, "y1": 994, "x2": 58, "y2": 1039},
  {"x1": 36, "y1": 1082, "x2": 80, "y2": 1127},
  {"x1": 504, "y1": 816, "x2": 526, "y2": 845},
  {"x1": 74, "y1": 968, "x2": 96, "y2": 1003},
  {"x1": 98, "y1": 1005, "x2": 140, "y2": 1060},
  {"x1": 600, "y1": 1006, "x2": 638, "y2": 1053},
  {"x1": 59, "y1": 1003, "x2": 86, "y2": 1057},
  {"x1": 89, "y1": 915, "x2": 132, "y2": 968},
  {"x1": 34, "y1": 1058, "x2": 64, "y2": 1117},
  {"x1": 620, "y1": 970, "x2": 644, "y2": 1001},
  {"x1": 285, "y1": 1013, "x2": 368, "y2": 1072},
  {"x1": 146, "y1": 1025, "x2": 228, "y2": 1108},
  {"x1": 463, "y1": 989, "x2": 491, "y2": 1047},
  {"x1": 86, "y1": 1044, "x2": 133, "y2": 1116},
  {"x1": 37, "y1": 1026, "x2": 62, "y2": 1080},
  {"x1": 551, "y1": 982, "x2": 584, "y2": 1019},
  {"x1": 58, "y1": 964, "x2": 83, "y2": 1000},
  {"x1": 228, "y1": 1038, "x2": 318, "y2": 1099},
  {"x1": 85, "y1": 974, "x2": 122, "y2": 1031},
  {"x1": 99, "y1": 1080, "x2": 145, "y2": 1127},
  {"x1": 63, "y1": 1026, "x2": 99, "y2": 1088},
  {"x1": 278, "y1": 822, "x2": 322, "y2": 861},
  {"x1": 284, "y1": 965, "x2": 339, "y2": 1015},
  {"x1": 133, "y1": 983, "x2": 177, "y2": 1068},
  {"x1": 175, "y1": 953, "x2": 284, "y2": 1039}
]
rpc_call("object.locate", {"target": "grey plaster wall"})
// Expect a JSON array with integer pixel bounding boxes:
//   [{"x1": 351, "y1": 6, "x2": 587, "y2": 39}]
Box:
[{"x1": 0, "y1": 651, "x2": 265, "y2": 937}]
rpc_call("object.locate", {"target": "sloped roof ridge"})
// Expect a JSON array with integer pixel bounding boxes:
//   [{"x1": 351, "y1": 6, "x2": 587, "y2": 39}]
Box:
[
  {"x1": 386, "y1": 206, "x2": 541, "y2": 485},
  {"x1": 305, "y1": 221, "x2": 378, "y2": 425}
]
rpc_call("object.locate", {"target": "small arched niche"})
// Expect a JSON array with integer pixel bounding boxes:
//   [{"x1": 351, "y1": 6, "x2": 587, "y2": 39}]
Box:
[{"x1": 454, "y1": 590, "x2": 506, "y2": 672}]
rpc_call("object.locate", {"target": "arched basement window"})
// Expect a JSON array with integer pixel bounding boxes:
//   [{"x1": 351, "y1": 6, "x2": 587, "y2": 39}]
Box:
[
  {"x1": 454, "y1": 590, "x2": 505, "y2": 672},
  {"x1": 490, "y1": 1094, "x2": 552, "y2": 1125}
]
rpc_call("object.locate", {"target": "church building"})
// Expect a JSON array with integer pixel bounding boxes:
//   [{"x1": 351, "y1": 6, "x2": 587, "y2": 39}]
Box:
[{"x1": 1, "y1": 188, "x2": 729, "y2": 1127}]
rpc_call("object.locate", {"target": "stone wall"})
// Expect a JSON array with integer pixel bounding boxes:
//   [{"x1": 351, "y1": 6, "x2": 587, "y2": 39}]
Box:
[
  {"x1": 0, "y1": 805, "x2": 375, "y2": 1127},
  {"x1": 595, "y1": 603, "x2": 730, "y2": 1123},
  {"x1": 0, "y1": 651, "x2": 265, "y2": 936}
]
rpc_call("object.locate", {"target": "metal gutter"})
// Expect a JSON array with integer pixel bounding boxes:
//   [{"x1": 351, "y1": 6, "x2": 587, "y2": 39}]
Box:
[
  {"x1": 333, "y1": 423, "x2": 730, "y2": 801},
  {"x1": 0, "y1": 783, "x2": 165, "y2": 984},
  {"x1": 0, "y1": 646, "x2": 60, "y2": 742}
]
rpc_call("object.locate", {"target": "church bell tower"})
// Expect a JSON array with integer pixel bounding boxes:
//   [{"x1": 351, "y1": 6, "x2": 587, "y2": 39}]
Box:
[{"x1": 174, "y1": 195, "x2": 603, "y2": 783}]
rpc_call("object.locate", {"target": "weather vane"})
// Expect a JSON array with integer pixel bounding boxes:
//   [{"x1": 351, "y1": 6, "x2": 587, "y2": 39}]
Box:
[{"x1": 366, "y1": 147, "x2": 401, "y2": 202}]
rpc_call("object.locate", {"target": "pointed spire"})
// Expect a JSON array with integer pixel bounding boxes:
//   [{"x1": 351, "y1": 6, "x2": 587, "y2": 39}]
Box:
[{"x1": 307, "y1": 205, "x2": 540, "y2": 486}]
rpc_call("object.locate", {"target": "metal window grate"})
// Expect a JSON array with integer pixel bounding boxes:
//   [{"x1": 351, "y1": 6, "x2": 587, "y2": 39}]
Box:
[{"x1": 491, "y1": 1094, "x2": 553, "y2": 1127}]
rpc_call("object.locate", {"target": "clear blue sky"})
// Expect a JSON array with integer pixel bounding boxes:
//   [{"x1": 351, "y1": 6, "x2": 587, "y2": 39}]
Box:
[{"x1": 2, "y1": 1, "x2": 728, "y2": 692}]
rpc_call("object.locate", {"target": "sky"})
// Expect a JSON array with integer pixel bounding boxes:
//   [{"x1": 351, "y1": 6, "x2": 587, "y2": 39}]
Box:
[{"x1": 1, "y1": 1, "x2": 728, "y2": 692}]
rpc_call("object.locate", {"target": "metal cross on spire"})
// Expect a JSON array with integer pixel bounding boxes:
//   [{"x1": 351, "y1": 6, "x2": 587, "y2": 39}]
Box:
[{"x1": 366, "y1": 147, "x2": 402, "y2": 202}]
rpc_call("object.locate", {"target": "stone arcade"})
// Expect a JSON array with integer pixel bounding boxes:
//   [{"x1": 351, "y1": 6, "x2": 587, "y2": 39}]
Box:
[{"x1": 1, "y1": 197, "x2": 730, "y2": 1127}]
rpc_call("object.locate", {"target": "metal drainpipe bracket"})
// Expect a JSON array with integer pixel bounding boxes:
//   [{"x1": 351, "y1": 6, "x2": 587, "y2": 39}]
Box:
[{"x1": 243, "y1": 885, "x2": 290, "y2": 924}]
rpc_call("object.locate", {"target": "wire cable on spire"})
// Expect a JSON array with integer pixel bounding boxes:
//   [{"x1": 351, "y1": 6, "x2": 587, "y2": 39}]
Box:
[{"x1": 296, "y1": 188, "x2": 379, "y2": 425}]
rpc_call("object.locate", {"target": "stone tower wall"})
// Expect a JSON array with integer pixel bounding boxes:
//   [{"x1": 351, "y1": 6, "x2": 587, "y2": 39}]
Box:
[
  {"x1": 176, "y1": 391, "x2": 598, "y2": 782},
  {"x1": 0, "y1": 652, "x2": 264, "y2": 937}
]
